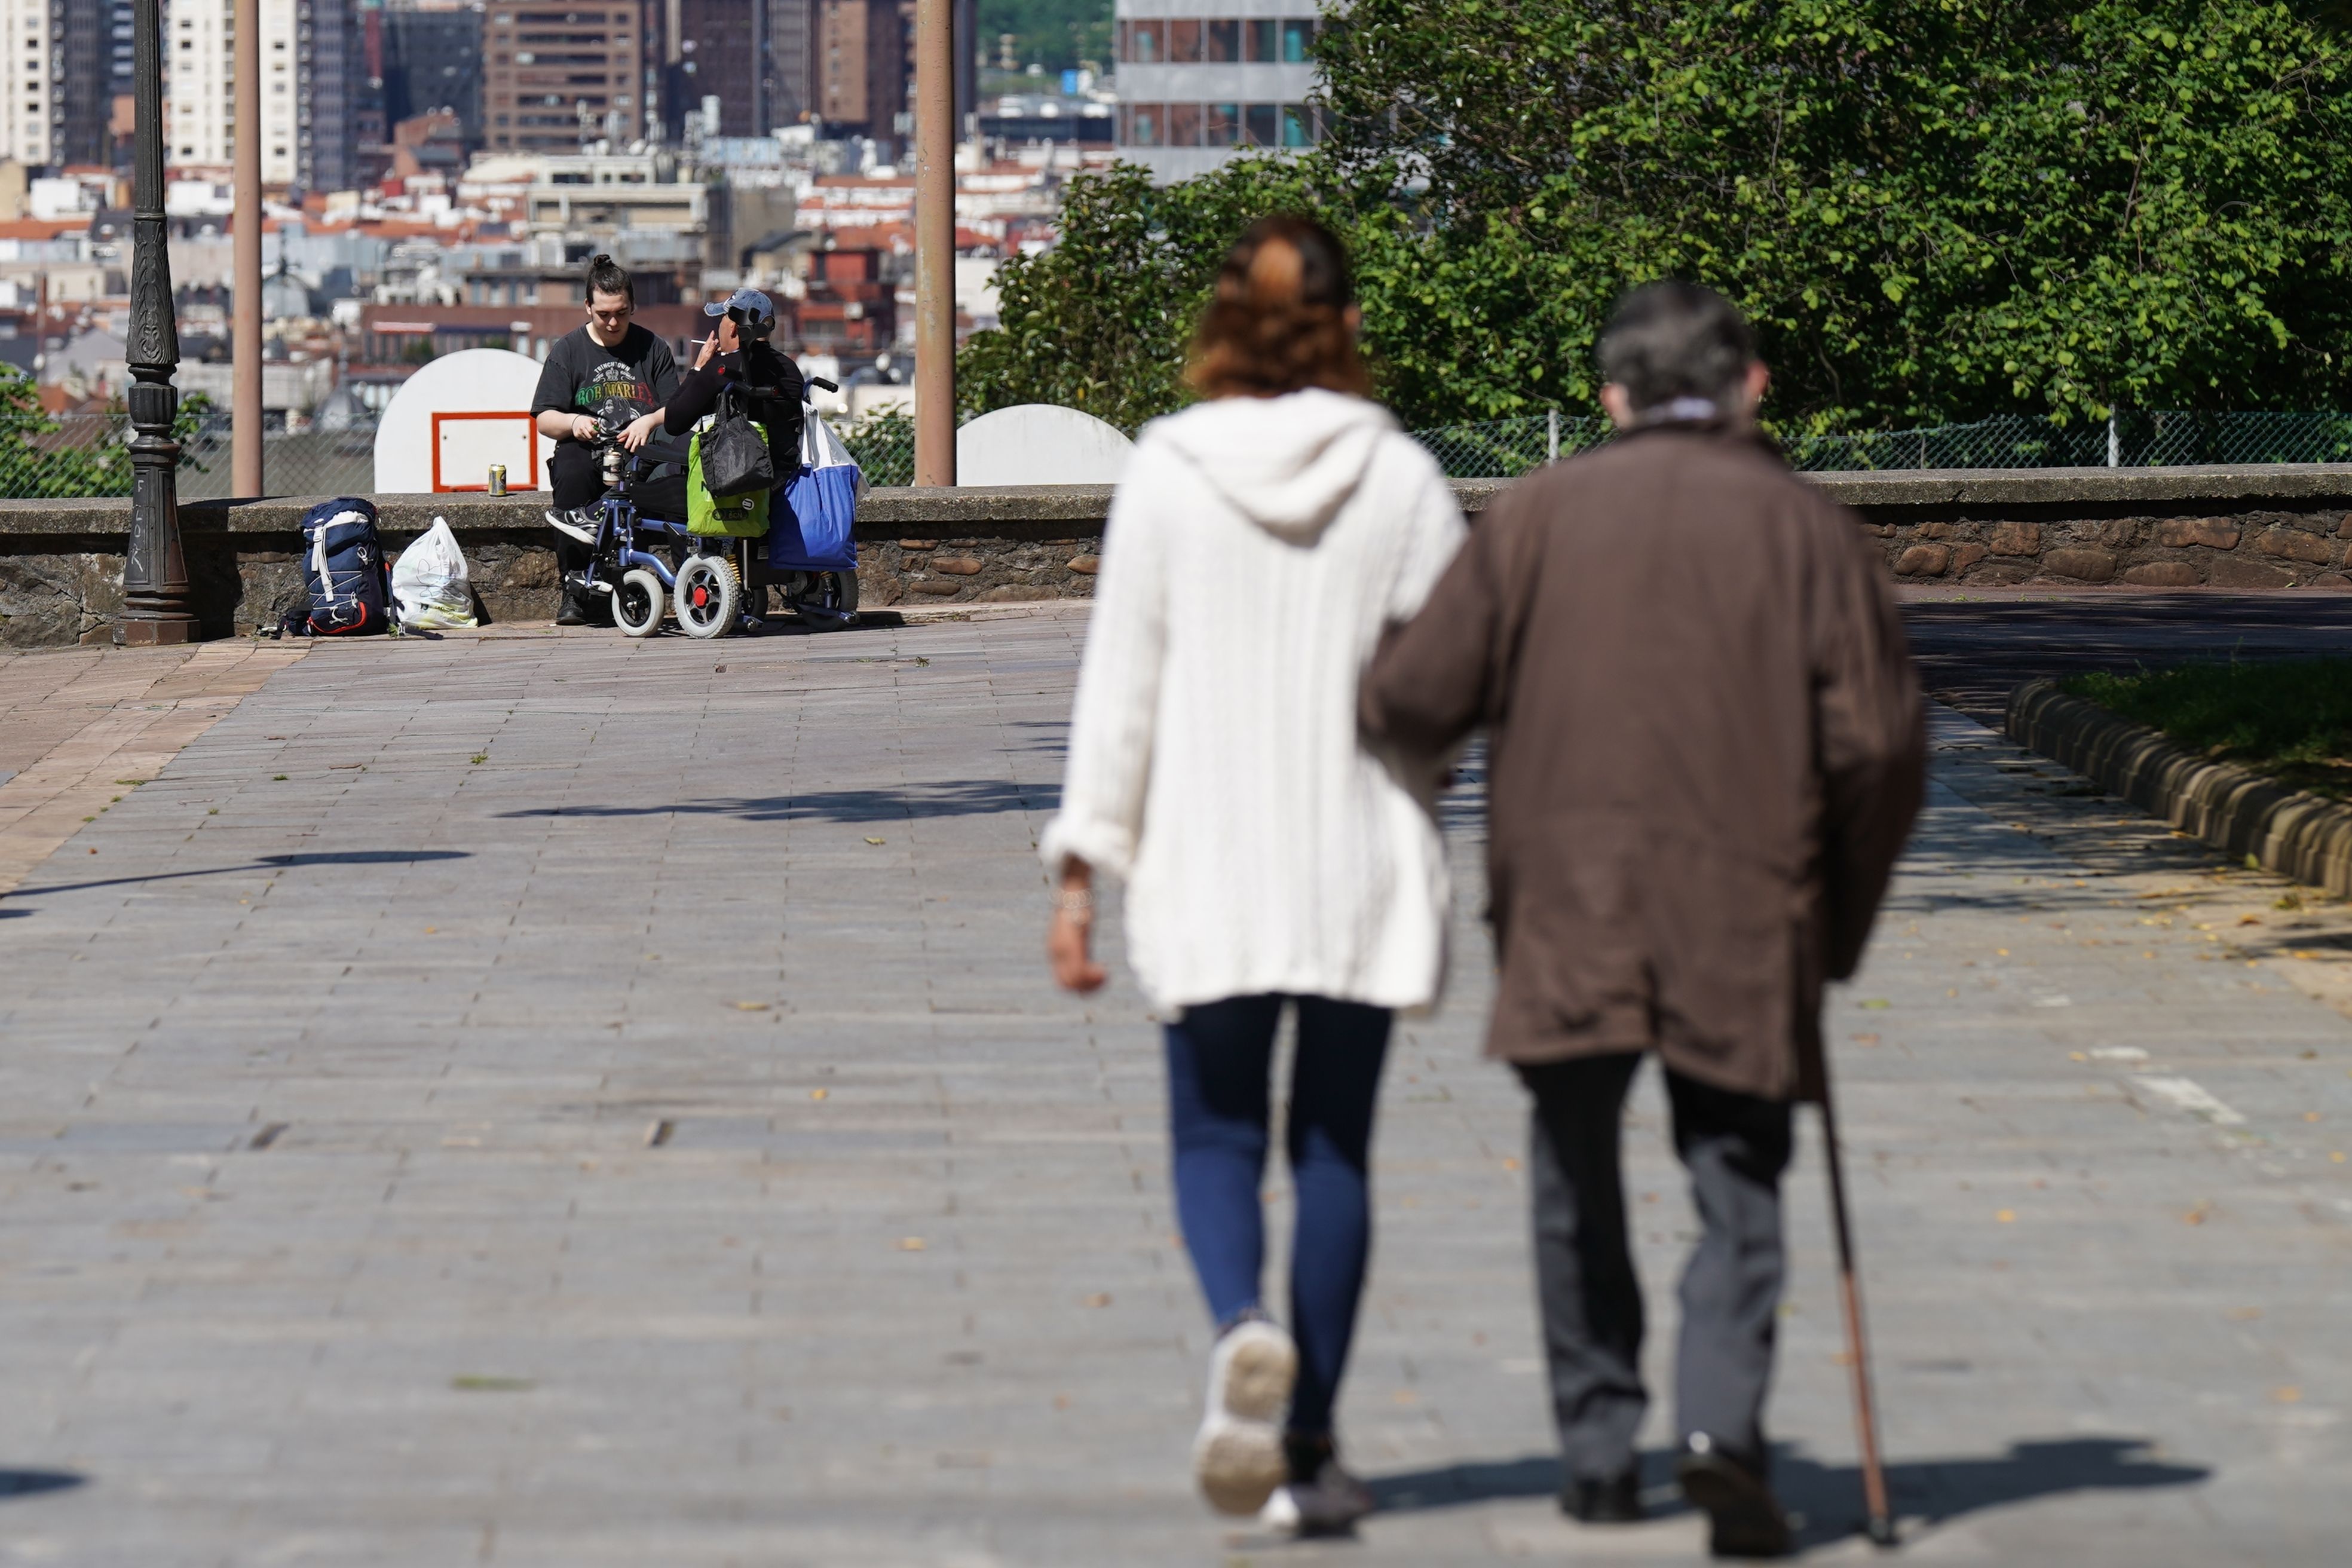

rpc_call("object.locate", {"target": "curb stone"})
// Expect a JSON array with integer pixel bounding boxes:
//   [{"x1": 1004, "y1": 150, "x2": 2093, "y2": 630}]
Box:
[{"x1": 2006, "y1": 676, "x2": 2352, "y2": 896}]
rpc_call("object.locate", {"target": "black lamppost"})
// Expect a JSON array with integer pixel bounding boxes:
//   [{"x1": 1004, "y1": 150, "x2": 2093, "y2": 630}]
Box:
[{"x1": 118, "y1": 0, "x2": 194, "y2": 645}]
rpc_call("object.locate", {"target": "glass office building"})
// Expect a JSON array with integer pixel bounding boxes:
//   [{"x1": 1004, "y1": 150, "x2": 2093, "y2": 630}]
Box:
[{"x1": 1111, "y1": 1, "x2": 1322, "y2": 183}]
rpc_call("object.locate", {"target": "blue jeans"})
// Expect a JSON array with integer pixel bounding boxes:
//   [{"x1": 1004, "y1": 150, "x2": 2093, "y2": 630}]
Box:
[{"x1": 1164, "y1": 994, "x2": 1394, "y2": 1436}]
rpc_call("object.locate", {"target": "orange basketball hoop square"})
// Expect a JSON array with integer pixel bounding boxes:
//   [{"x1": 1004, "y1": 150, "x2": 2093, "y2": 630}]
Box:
[{"x1": 430, "y1": 411, "x2": 541, "y2": 492}]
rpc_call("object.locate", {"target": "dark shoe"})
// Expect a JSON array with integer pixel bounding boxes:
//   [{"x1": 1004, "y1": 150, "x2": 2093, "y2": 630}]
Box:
[
  {"x1": 1561, "y1": 1471, "x2": 1643, "y2": 1523},
  {"x1": 556, "y1": 571, "x2": 592, "y2": 627},
  {"x1": 1677, "y1": 1437, "x2": 1791, "y2": 1558},
  {"x1": 1261, "y1": 1432, "x2": 1374, "y2": 1536}
]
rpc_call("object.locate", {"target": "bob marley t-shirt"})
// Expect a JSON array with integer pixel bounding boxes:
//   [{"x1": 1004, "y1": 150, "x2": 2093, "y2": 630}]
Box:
[{"x1": 529, "y1": 323, "x2": 681, "y2": 435}]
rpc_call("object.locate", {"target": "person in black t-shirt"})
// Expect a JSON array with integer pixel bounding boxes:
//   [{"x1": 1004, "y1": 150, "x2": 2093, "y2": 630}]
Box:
[{"x1": 531, "y1": 255, "x2": 682, "y2": 623}]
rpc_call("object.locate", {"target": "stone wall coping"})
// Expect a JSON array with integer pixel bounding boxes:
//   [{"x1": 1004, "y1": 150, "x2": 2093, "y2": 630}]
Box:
[
  {"x1": 11, "y1": 463, "x2": 2352, "y2": 539},
  {"x1": 2007, "y1": 677, "x2": 2352, "y2": 897}
]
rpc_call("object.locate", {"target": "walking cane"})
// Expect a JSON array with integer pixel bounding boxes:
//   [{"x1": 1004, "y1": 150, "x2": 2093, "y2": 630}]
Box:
[{"x1": 1816, "y1": 1076, "x2": 1900, "y2": 1547}]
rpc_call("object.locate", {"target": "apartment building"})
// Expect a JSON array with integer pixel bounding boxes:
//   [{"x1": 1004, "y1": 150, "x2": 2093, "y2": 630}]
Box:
[
  {"x1": 162, "y1": 0, "x2": 357, "y2": 189},
  {"x1": 813, "y1": 0, "x2": 904, "y2": 148},
  {"x1": 482, "y1": 0, "x2": 647, "y2": 154},
  {"x1": 673, "y1": 0, "x2": 762, "y2": 137},
  {"x1": 166, "y1": 0, "x2": 298, "y2": 180},
  {"x1": 381, "y1": 1, "x2": 486, "y2": 141},
  {"x1": 1113, "y1": 1, "x2": 1322, "y2": 183},
  {"x1": 0, "y1": 0, "x2": 56, "y2": 168}
]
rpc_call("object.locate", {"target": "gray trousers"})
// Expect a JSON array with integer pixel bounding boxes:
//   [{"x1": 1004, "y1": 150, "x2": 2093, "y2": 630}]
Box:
[{"x1": 1517, "y1": 1052, "x2": 1793, "y2": 1481}]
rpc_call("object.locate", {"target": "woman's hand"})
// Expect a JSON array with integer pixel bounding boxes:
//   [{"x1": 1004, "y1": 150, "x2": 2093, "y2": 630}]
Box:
[
  {"x1": 571, "y1": 412, "x2": 599, "y2": 443},
  {"x1": 1046, "y1": 858, "x2": 1105, "y2": 993},
  {"x1": 620, "y1": 411, "x2": 665, "y2": 451}
]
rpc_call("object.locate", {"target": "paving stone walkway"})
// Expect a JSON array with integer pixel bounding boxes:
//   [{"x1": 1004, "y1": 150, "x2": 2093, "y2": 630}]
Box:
[{"x1": 0, "y1": 610, "x2": 2347, "y2": 1565}]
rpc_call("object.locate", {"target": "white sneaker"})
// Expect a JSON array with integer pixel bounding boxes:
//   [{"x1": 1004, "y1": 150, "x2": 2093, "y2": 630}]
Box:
[
  {"x1": 1260, "y1": 1447, "x2": 1376, "y2": 1536},
  {"x1": 1191, "y1": 1319, "x2": 1296, "y2": 1515}
]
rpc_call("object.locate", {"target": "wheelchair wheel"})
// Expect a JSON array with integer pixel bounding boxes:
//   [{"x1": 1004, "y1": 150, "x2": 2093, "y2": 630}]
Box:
[
  {"x1": 612, "y1": 568, "x2": 665, "y2": 638},
  {"x1": 791, "y1": 568, "x2": 860, "y2": 627},
  {"x1": 675, "y1": 555, "x2": 740, "y2": 640}
]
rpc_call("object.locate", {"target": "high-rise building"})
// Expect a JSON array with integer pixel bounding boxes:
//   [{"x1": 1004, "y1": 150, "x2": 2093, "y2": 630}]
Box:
[
  {"x1": 161, "y1": 0, "x2": 360, "y2": 189},
  {"x1": 382, "y1": 1, "x2": 485, "y2": 139},
  {"x1": 673, "y1": 0, "x2": 761, "y2": 137},
  {"x1": 1112, "y1": 2, "x2": 1322, "y2": 183},
  {"x1": 813, "y1": 0, "x2": 902, "y2": 148},
  {"x1": 0, "y1": 0, "x2": 58, "y2": 168},
  {"x1": 482, "y1": 0, "x2": 647, "y2": 153},
  {"x1": 54, "y1": 0, "x2": 112, "y2": 166},
  {"x1": 767, "y1": 0, "x2": 813, "y2": 128},
  {"x1": 298, "y1": 0, "x2": 364, "y2": 192}
]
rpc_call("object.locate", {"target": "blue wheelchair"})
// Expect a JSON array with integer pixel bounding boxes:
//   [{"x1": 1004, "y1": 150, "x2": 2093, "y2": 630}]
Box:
[{"x1": 547, "y1": 391, "x2": 858, "y2": 639}]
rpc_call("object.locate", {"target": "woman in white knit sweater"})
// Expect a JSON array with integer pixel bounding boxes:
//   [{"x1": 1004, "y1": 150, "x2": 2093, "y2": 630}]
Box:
[{"x1": 1042, "y1": 216, "x2": 1465, "y2": 1533}]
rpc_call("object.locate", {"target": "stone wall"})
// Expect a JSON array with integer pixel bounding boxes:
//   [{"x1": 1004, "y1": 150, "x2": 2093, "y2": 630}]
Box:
[
  {"x1": 1819, "y1": 466, "x2": 2352, "y2": 590},
  {"x1": 8, "y1": 467, "x2": 2352, "y2": 647}
]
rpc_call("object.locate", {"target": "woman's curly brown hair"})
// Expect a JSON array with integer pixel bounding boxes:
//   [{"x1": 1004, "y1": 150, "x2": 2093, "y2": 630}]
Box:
[{"x1": 1185, "y1": 215, "x2": 1373, "y2": 400}]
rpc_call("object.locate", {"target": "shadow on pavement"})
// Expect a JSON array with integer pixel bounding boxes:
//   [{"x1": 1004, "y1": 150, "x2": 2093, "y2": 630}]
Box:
[
  {"x1": 498, "y1": 781, "x2": 1050, "y2": 823},
  {"x1": 4, "y1": 850, "x2": 470, "y2": 902},
  {"x1": 1371, "y1": 1437, "x2": 2206, "y2": 1547},
  {"x1": 0, "y1": 1469, "x2": 84, "y2": 1500},
  {"x1": 1901, "y1": 592, "x2": 2352, "y2": 724}
]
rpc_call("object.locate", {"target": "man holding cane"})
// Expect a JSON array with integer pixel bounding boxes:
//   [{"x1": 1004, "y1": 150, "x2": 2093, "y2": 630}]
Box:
[{"x1": 1361, "y1": 283, "x2": 1924, "y2": 1557}]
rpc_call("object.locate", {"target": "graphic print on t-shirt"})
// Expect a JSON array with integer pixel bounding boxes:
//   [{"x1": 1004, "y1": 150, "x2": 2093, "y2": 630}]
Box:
[{"x1": 573, "y1": 359, "x2": 654, "y2": 415}]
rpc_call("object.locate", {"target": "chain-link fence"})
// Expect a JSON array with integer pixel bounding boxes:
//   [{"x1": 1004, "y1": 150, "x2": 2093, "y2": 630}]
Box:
[
  {"x1": 0, "y1": 408, "x2": 376, "y2": 501},
  {"x1": 11, "y1": 404, "x2": 2352, "y2": 500},
  {"x1": 1417, "y1": 409, "x2": 2352, "y2": 477}
]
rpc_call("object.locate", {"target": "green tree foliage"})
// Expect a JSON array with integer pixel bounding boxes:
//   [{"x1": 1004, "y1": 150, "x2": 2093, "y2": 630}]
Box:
[
  {"x1": 0, "y1": 366, "x2": 215, "y2": 500},
  {"x1": 966, "y1": 1, "x2": 2352, "y2": 433},
  {"x1": 1321, "y1": 0, "x2": 2352, "y2": 429},
  {"x1": 978, "y1": 0, "x2": 1113, "y2": 74},
  {"x1": 958, "y1": 160, "x2": 1322, "y2": 429}
]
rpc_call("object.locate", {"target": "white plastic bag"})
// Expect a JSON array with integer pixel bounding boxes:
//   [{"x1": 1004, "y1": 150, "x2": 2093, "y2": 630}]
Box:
[
  {"x1": 391, "y1": 516, "x2": 479, "y2": 630},
  {"x1": 800, "y1": 408, "x2": 869, "y2": 502}
]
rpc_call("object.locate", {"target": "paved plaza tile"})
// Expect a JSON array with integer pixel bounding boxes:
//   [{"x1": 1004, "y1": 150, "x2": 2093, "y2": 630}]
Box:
[{"x1": 0, "y1": 610, "x2": 2347, "y2": 1564}]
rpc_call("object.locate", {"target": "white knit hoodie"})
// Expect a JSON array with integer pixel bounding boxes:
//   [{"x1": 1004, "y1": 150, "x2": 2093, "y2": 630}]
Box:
[{"x1": 1040, "y1": 388, "x2": 1468, "y2": 1011}]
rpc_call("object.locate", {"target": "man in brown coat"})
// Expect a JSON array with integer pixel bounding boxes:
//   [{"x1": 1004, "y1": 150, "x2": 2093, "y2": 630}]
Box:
[{"x1": 1361, "y1": 283, "x2": 1924, "y2": 1557}]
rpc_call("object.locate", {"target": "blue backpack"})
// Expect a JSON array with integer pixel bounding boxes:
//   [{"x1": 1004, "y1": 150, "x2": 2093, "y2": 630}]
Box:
[
  {"x1": 301, "y1": 497, "x2": 395, "y2": 636},
  {"x1": 768, "y1": 462, "x2": 859, "y2": 572}
]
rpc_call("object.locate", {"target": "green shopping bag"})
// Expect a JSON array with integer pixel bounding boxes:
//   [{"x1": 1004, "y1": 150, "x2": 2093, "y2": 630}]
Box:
[{"x1": 687, "y1": 424, "x2": 773, "y2": 538}]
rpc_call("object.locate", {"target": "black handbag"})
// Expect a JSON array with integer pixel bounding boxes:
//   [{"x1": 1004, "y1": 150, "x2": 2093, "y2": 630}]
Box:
[{"x1": 697, "y1": 385, "x2": 776, "y2": 499}]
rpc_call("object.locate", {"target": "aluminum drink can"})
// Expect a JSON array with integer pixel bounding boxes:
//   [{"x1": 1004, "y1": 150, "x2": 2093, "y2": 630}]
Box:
[{"x1": 487, "y1": 464, "x2": 508, "y2": 496}]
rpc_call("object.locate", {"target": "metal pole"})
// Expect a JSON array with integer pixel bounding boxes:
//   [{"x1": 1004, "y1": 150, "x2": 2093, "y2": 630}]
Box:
[
  {"x1": 1546, "y1": 408, "x2": 1560, "y2": 464},
  {"x1": 118, "y1": 0, "x2": 194, "y2": 645},
  {"x1": 912, "y1": 0, "x2": 956, "y2": 486},
  {"x1": 231, "y1": 0, "x2": 263, "y2": 496},
  {"x1": 1818, "y1": 1082, "x2": 1899, "y2": 1548}
]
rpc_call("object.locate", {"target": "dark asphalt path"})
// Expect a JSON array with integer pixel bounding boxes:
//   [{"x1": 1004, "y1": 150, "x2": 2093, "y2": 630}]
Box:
[{"x1": 1900, "y1": 589, "x2": 2352, "y2": 721}]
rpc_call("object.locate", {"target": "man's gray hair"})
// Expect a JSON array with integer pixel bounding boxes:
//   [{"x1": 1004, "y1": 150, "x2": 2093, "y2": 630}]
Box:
[{"x1": 1597, "y1": 281, "x2": 1757, "y2": 419}]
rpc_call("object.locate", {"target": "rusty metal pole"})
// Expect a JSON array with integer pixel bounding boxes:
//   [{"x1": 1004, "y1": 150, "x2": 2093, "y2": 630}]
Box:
[
  {"x1": 231, "y1": 0, "x2": 263, "y2": 496},
  {"x1": 912, "y1": 0, "x2": 956, "y2": 485},
  {"x1": 118, "y1": 0, "x2": 194, "y2": 645}
]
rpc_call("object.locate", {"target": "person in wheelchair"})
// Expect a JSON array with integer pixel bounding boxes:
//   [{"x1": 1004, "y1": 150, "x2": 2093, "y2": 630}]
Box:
[{"x1": 662, "y1": 287, "x2": 804, "y2": 470}]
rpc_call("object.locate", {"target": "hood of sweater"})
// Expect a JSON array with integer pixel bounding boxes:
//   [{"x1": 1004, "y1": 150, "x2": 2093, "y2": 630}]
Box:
[{"x1": 1152, "y1": 388, "x2": 1397, "y2": 543}]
